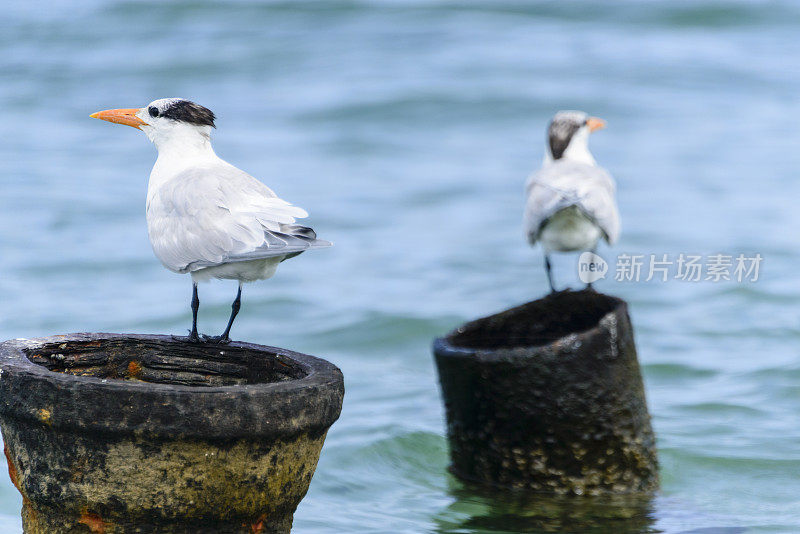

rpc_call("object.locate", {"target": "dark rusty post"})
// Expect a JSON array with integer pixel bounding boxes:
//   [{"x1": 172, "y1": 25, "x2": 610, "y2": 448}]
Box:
[
  {"x1": 433, "y1": 290, "x2": 658, "y2": 495},
  {"x1": 0, "y1": 333, "x2": 344, "y2": 533}
]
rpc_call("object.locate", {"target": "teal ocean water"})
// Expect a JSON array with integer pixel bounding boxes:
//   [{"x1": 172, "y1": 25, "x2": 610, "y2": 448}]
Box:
[{"x1": 2, "y1": 1, "x2": 799, "y2": 532}]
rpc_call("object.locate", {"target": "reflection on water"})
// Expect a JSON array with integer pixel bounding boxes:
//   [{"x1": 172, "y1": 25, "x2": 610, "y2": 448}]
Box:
[
  {"x1": 436, "y1": 480, "x2": 658, "y2": 534},
  {"x1": 436, "y1": 480, "x2": 751, "y2": 534}
]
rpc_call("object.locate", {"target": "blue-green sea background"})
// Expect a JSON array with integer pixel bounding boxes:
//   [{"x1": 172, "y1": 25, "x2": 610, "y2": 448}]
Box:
[{"x1": 2, "y1": 1, "x2": 799, "y2": 532}]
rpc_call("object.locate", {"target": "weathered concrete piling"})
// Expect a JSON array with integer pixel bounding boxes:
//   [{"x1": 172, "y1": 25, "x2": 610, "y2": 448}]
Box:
[
  {"x1": 433, "y1": 290, "x2": 658, "y2": 495},
  {"x1": 0, "y1": 333, "x2": 344, "y2": 533}
]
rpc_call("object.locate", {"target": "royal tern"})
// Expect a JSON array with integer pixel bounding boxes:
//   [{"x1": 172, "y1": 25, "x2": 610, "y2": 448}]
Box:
[
  {"x1": 91, "y1": 98, "x2": 330, "y2": 343},
  {"x1": 524, "y1": 110, "x2": 620, "y2": 292}
]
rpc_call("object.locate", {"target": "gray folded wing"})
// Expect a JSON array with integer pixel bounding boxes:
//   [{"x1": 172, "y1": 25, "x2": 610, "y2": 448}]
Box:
[
  {"x1": 524, "y1": 160, "x2": 620, "y2": 245},
  {"x1": 185, "y1": 226, "x2": 331, "y2": 271},
  {"x1": 146, "y1": 163, "x2": 331, "y2": 274}
]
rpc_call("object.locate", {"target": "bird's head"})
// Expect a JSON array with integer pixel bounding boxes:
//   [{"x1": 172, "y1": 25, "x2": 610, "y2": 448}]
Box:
[
  {"x1": 91, "y1": 98, "x2": 216, "y2": 149},
  {"x1": 546, "y1": 110, "x2": 605, "y2": 164}
]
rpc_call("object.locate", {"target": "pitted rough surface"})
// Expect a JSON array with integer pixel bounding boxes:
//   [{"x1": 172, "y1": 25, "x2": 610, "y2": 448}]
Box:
[
  {"x1": 7, "y1": 421, "x2": 325, "y2": 533},
  {"x1": 0, "y1": 334, "x2": 344, "y2": 533},
  {"x1": 434, "y1": 290, "x2": 658, "y2": 494}
]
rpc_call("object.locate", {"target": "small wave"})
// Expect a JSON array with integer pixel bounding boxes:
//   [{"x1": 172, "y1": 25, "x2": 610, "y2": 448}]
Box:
[{"x1": 644, "y1": 363, "x2": 717, "y2": 380}]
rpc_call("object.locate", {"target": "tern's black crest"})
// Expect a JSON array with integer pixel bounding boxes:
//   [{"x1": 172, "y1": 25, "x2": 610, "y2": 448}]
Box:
[
  {"x1": 548, "y1": 113, "x2": 584, "y2": 160},
  {"x1": 161, "y1": 100, "x2": 216, "y2": 128}
]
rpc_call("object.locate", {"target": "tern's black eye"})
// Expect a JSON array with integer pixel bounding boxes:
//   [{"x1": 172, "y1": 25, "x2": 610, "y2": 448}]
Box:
[{"x1": 148, "y1": 106, "x2": 159, "y2": 118}]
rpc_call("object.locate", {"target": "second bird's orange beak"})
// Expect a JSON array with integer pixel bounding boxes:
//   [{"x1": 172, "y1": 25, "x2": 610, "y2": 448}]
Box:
[
  {"x1": 90, "y1": 108, "x2": 147, "y2": 128},
  {"x1": 586, "y1": 117, "x2": 606, "y2": 132}
]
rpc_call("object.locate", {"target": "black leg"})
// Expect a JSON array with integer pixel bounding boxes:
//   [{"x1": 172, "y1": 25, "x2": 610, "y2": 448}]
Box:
[
  {"x1": 175, "y1": 283, "x2": 201, "y2": 342},
  {"x1": 202, "y1": 284, "x2": 241, "y2": 345},
  {"x1": 190, "y1": 282, "x2": 200, "y2": 341},
  {"x1": 586, "y1": 247, "x2": 597, "y2": 291},
  {"x1": 220, "y1": 284, "x2": 242, "y2": 341},
  {"x1": 545, "y1": 253, "x2": 556, "y2": 293}
]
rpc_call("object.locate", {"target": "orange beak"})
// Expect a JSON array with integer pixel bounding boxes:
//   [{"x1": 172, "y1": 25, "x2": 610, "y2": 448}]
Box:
[
  {"x1": 586, "y1": 117, "x2": 606, "y2": 132},
  {"x1": 89, "y1": 108, "x2": 147, "y2": 128}
]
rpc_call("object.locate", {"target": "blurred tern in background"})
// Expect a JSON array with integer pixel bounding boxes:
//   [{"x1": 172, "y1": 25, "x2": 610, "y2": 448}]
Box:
[
  {"x1": 91, "y1": 98, "x2": 330, "y2": 343},
  {"x1": 524, "y1": 111, "x2": 620, "y2": 292}
]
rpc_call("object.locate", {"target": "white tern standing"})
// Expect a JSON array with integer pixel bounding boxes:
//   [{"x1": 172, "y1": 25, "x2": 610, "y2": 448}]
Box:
[
  {"x1": 524, "y1": 110, "x2": 620, "y2": 292},
  {"x1": 91, "y1": 98, "x2": 330, "y2": 343}
]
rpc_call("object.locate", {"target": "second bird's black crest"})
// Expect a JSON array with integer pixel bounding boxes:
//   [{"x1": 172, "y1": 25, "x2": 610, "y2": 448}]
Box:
[
  {"x1": 548, "y1": 117, "x2": 582, "y2": 160},
  {"x1": 161, "y1": 100, "x2": 216, "y2": 128}
]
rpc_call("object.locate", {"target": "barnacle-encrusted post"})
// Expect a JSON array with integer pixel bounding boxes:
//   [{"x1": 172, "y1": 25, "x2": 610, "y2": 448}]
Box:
[
  {"x1": 433, "y1": 290, "x2": 658, "y2": 494},
  {"x1": 0, "y1": 334, "x2": 344, "y2": 534}
]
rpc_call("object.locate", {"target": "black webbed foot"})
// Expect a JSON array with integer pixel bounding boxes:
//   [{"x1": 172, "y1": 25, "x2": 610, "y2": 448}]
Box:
[
  {"x1": 200, "y1": 334, "x2": 231, "y2": 345},
  {"x1": 173, "y1": 330, "x2": 202, "y2": 343}
]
